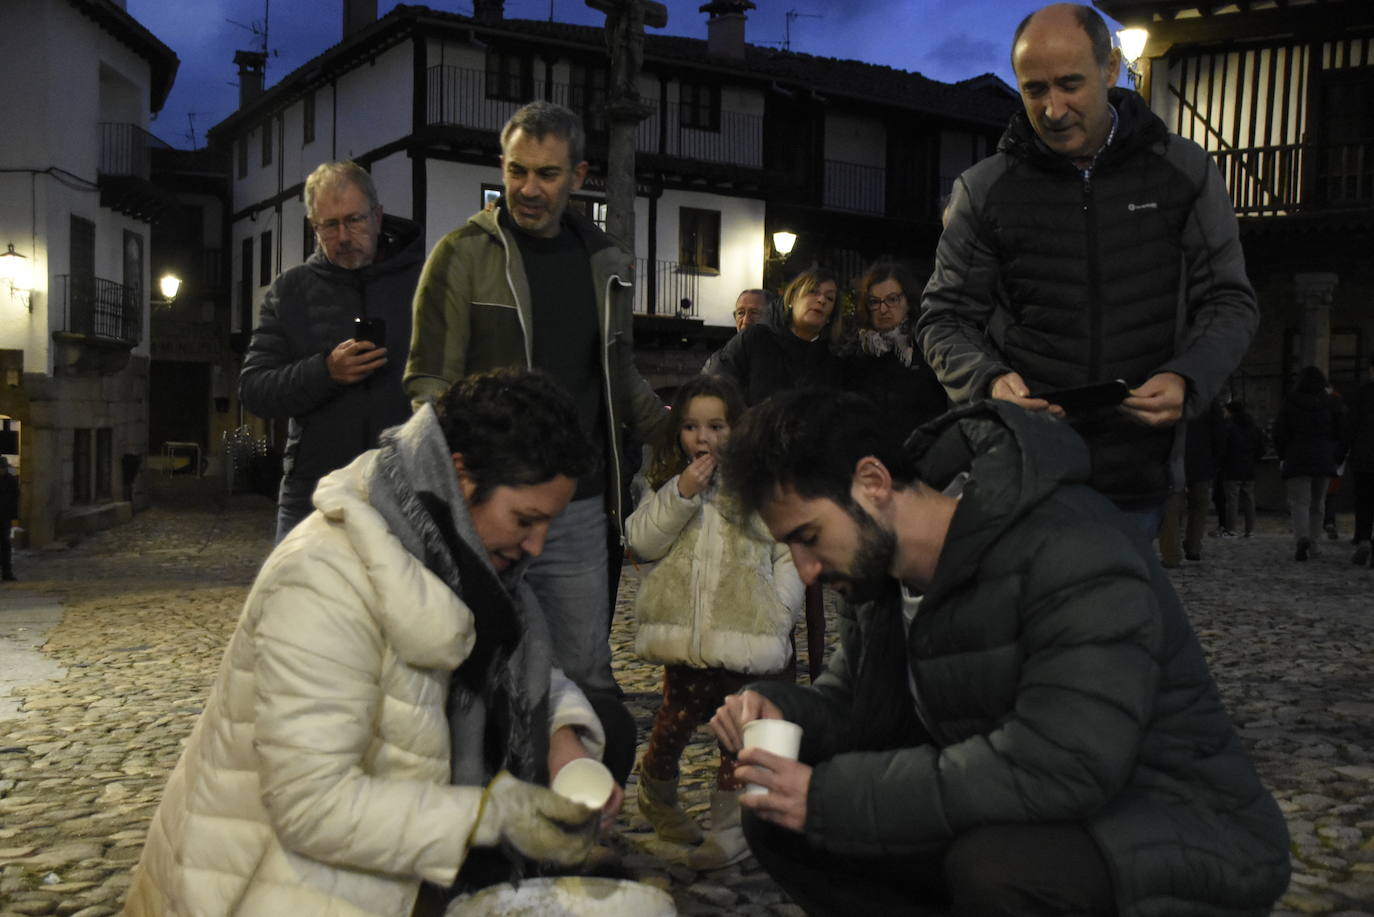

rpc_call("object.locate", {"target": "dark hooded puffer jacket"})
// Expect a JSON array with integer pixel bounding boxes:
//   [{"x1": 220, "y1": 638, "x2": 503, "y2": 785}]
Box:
[
  {"x1": 240, "y1": 215, "x2": 423, "y2": 484},
  {"x1": 918, "y1": 90, "x2": 1258, "y2": 508},
  {"x1": 750, "y1": 402, "x2": 1290, "y2": 917}
]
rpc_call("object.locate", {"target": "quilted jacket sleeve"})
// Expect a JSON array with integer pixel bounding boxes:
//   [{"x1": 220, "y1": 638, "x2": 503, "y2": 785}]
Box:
[
  {"x1": 239, "y1": 277, "x2": 342, "y2": 419},
  {"x1": 624, "y1": 476, "x2": 699, "y2": 561},
  {"x1": 1157, "y1": 140, "x2": 1259, "y2": 419},
  {"x1": 916, "y1": 170, "x2": 1016, "y2": 404},
  {"x1": 548, "y1": 668, "x2": 607, "y2": 760},
  {"x1": 251, "y1": 554, "x2": 485, "y2": 887}
]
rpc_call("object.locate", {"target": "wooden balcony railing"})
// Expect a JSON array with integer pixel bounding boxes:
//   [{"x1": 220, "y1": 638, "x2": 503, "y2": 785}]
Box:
[
  {"x1": 98, "y1": 122, "x2": 170, "y2": 181},
  {"x1": 824, "y1": 159, "x2": 886, "y2": 216},
  {"x1": 1211, "y1": 139, "x2": 1373, "y2": 217},
  {"x1": 425, "y1": 66, "x2": 762, "y2": 169},
  {"x1": 54, "y1": 274, "x2": 142, "y2": 345}
]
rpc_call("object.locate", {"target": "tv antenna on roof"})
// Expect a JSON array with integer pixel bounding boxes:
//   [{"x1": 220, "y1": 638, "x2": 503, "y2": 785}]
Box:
[
  {"x1": 227, "y1": 0, "x2": 279, "y2": 74},
  {"x1": 782, "y1": 9, "x2": 822, "y2": 52}
]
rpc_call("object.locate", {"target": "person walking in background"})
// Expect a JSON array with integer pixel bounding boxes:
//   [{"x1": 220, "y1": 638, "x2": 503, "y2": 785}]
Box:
[
  {"x1": 625, "y1": 375, "x2": 803, "y2": 870},
  {"x1": 1346, "y1": 356, "x2": 1374, "y2": 567},
  {"x1": 1158, "y1": 399, "x2": 1225, "y2": 566},
  {"x1": 1221, "y1": 400, "x2": 1265, "y2": 538},
  {"x1": 240, "y1": 161, "x2": 423, "y2": 543},
  {"x1": 712, "y1": 266, "x2": 843, "y2": 682},
  {"x1": 0, "y1": 455, "x2": 17, "y2": 582},
  {"x1": 1274, "y1": 365, "x2": 1347, "y2": 561},
  {"x1": 836, "y1": 260, "x2": 949, "y2": 435}
]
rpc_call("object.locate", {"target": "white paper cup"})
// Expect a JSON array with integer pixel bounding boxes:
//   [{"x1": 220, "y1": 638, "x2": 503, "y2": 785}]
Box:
[
  {"x1": 551, "y1": 758, "x2": 615, "y2": 810},
  {"x1": 740, "y1": 719, "x2": 803, "y2": 796}
]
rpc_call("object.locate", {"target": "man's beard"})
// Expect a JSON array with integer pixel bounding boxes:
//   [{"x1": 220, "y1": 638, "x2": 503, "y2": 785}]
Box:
[{"x1": 819, "y1": 505, "x2": 896, "y2": 604}]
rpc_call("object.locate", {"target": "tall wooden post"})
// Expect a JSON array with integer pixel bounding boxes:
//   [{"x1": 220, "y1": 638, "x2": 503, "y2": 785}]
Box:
[{"x1": 585, "y1": 0, "x2": 667, "y2": 293}]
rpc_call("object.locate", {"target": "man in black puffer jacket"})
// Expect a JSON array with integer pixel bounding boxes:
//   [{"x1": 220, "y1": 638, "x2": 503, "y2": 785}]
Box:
[
  {"x1": 712, "y1": 389, "x2": 1290, "y2": 917},
  {"x1": 241, "y1": 161, "x2": 423, "y2": 542},
  {"x1": 918, "y1": 4, "x2": 1258, "y2": 534}
]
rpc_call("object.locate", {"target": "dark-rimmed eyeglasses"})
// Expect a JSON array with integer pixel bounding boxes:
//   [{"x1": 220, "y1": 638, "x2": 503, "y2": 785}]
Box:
[
  {"x1": 312, "y1": 212, "x2": 372, "y2": 237},
  {"x1": 867, "y1": 292, "x2": 906, "y2": 312}
]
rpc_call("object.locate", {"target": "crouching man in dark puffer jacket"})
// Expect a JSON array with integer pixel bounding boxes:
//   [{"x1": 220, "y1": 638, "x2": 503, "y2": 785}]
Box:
[{"x1": 710, "y1": 389, "x2": 1290, "y2": 917}]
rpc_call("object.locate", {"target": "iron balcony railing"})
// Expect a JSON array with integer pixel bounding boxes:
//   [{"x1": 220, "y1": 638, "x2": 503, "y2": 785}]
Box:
[
  {"x1": 634, "y1": 258, "x2": 701, "y2": 317},
  {"x1": 55, "y1": 274, "x2": 143, "y2": 345},
  {"x1": 98, "y1": 122, "x2": 170, "y2": 181},
  {"x1": 425, "y1": 66, "x2": 762, "y2": 168},
  {"x1": 636, "y1": 102, "x2": 763, "y2": 167},
  {"x1": 823, "y1": 159, "x2": 886, "y2": 216},
  {"x1": 1211, "y1": 139, "x2": 1373, "y2": 217}
]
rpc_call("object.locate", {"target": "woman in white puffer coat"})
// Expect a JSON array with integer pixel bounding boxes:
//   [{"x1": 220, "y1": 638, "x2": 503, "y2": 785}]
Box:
[
  {"x1": 626, "y1": 375, "x2": 804, "y2": 871},
  {"x1": 123, "y1": 371, "x2": 618, "y2": 917}
]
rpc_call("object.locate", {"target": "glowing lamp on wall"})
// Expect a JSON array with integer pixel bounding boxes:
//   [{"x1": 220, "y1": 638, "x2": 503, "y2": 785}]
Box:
[
  {"x1": 0, "y1": 243, "x2": 32, "y2": 311},
  {"x1": 1117, "y1": 28, "x2": 1149, "y2": 90},
  {"x1": 771, "y1": 230, "x2": 797, "y2": 258},
  {"x1": 158, "y1": 274, "x2": 182, "y2": 303}
]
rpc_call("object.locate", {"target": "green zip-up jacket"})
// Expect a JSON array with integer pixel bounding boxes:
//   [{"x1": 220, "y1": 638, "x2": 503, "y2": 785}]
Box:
[{"x1": 404, "y1": 205, "x2": 667, "y2": 528}]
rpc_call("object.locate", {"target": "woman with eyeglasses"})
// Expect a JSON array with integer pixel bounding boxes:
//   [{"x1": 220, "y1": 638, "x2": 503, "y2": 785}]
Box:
[
  {"x1": 710, "y1": 267, "x2": 843, "y2": 684},
  {"x1": 838, "y1": 260, "x2": 949, "y2": 436}
]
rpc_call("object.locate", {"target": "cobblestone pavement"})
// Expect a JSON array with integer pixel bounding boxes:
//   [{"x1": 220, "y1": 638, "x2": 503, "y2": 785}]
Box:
[{"x1": 0, "y1": 480, "x2": 1371, "y2": 916}]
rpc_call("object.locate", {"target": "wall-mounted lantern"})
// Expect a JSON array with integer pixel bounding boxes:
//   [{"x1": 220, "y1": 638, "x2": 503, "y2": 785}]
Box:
[
  {"x1": 0, "y1": 243, "x2": 32, "y2": 311},
  {"x1": 1117, "y1": 28, "x2": 1149, "y2": 91}
]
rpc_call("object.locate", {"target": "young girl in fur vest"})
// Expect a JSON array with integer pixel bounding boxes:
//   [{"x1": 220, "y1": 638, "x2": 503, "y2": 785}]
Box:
[{"x1": 625, "y1": 375, "x2": 804, "y2": 869}]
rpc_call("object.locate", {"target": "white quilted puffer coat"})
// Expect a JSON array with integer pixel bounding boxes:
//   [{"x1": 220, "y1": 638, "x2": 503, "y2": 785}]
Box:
[
  {"x1": 123, "y1": 435, "x2": 603, "y2": 917},
  {"x1": 626, "y1": 477, "x2": 803, "y2": 674}
]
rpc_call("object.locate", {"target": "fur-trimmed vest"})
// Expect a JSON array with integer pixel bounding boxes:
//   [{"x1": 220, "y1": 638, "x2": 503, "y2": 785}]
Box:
[{"x1": 626, "y1": 477, "x2": 803, "y2": 673}]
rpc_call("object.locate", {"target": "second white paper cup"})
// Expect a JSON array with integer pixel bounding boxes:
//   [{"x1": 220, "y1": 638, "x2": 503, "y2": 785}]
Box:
[
  {"x1": 551, "y1": 758, "x2": 615, "y2": 810},
  {"x1": 741, "y1": 719, "x2": 803, "y2": 796}
]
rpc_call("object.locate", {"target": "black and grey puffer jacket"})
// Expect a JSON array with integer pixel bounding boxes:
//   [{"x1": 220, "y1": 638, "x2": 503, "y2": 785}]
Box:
[
  {"x1": 918, "y1": 89, "x2": 1259, "y2": 508},
  {"x1": 751, "y1": 402, "x2": 1290, "y2": 917},
  {"x1": 240, "y1": 216, "x2": 423, "y2": 484}
]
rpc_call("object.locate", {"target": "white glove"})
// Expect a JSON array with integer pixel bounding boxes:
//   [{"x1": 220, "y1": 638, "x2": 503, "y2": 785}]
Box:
[{"x1": 469, "y1": 771, "x2": 598, "y2": 866}]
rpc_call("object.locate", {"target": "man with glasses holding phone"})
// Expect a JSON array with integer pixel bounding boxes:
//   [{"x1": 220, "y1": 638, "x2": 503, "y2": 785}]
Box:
[{"x1": 241, "y1": 161, "x2": 424, "y2": 541}]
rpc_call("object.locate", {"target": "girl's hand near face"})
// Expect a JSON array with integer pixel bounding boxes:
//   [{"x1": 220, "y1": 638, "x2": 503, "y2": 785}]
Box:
[{"x1": 677, "y1": 453, "x2": 716, "y2": 499}]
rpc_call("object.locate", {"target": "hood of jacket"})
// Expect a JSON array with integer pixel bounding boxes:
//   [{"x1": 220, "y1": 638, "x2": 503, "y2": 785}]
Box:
[
  {"x1": 305, "y1": 213, "x2": 425, "y2": 290},
  {"x1": 309, "y1": 406, "x2": 483, "y2": 671},
  {"x1": 998, "y1": 87, "x2": 1169, "y2": 174},
  {"x1": 905, "y1": 401, "x2": 1093, "y2": 603}
]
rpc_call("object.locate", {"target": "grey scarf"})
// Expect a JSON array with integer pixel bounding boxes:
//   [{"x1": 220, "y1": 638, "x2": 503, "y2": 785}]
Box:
[{"x1": 364, "y1": 408, "x2": 551, "y2": 789}]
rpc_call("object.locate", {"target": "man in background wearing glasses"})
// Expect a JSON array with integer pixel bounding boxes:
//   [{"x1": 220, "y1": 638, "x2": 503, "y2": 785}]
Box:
[{"x1": 241, "y1": 161, "x2": 424, "y2": 541}]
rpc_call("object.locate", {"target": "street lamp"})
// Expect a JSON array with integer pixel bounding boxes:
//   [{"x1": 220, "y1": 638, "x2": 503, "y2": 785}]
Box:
[
  {"x1": 158, "y1": 274, "x2": 181, "y2": 301},
  {"x1": 1117, "y1": 28, "x2": 1149, "y2": 91},
  {"x1": 772, "y1": 230, "x2": 797, "y2": 258},
  {"x1": 0, "y1": 243, "x2": 32, "y2": 311}
]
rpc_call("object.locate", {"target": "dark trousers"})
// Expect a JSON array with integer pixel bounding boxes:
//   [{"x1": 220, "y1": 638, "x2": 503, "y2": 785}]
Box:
[
  {"x1": 743, "y1": 813, "x2": 1116, "y2": 917},
  {"x1": 1353, "y1": 471, "x2": 1374, "y2": 545},
  {"x1": 1, "y1": 522, "x2": 12, "y2": 577},
  {"x1": 275, "y1": 474, "x2": 318, "y2": 544}
]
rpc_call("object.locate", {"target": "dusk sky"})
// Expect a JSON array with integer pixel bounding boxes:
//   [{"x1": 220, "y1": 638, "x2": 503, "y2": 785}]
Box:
[{"x1": 128, "y1": 0, "x2": 1131, "y2": 149}]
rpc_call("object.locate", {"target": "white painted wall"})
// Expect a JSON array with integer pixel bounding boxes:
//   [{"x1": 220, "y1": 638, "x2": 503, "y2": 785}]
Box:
[
  {"x1": 335, "y1": 44, "x2": 414, "y2": 160},
  {"x1": 0, "y1": 0, "x2": 156, "y2": 373},
  {"x1": 656, "y1": 190, "x2": 765, "y2": 328},
  {"x1": 426, "y1": 160, "x2": 503, "y2": 248}
]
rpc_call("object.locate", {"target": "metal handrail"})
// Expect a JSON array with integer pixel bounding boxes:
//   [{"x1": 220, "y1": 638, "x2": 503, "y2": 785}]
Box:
[
  {"x1": 98, "y1": 122, "x2": 170, "y2": 181},
  {"x1": 53, "y1": 274, "x2": 142, "y2": 345},
  {"x1": 824, "y1": 159, "x2": 886, "y2": 216}
]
